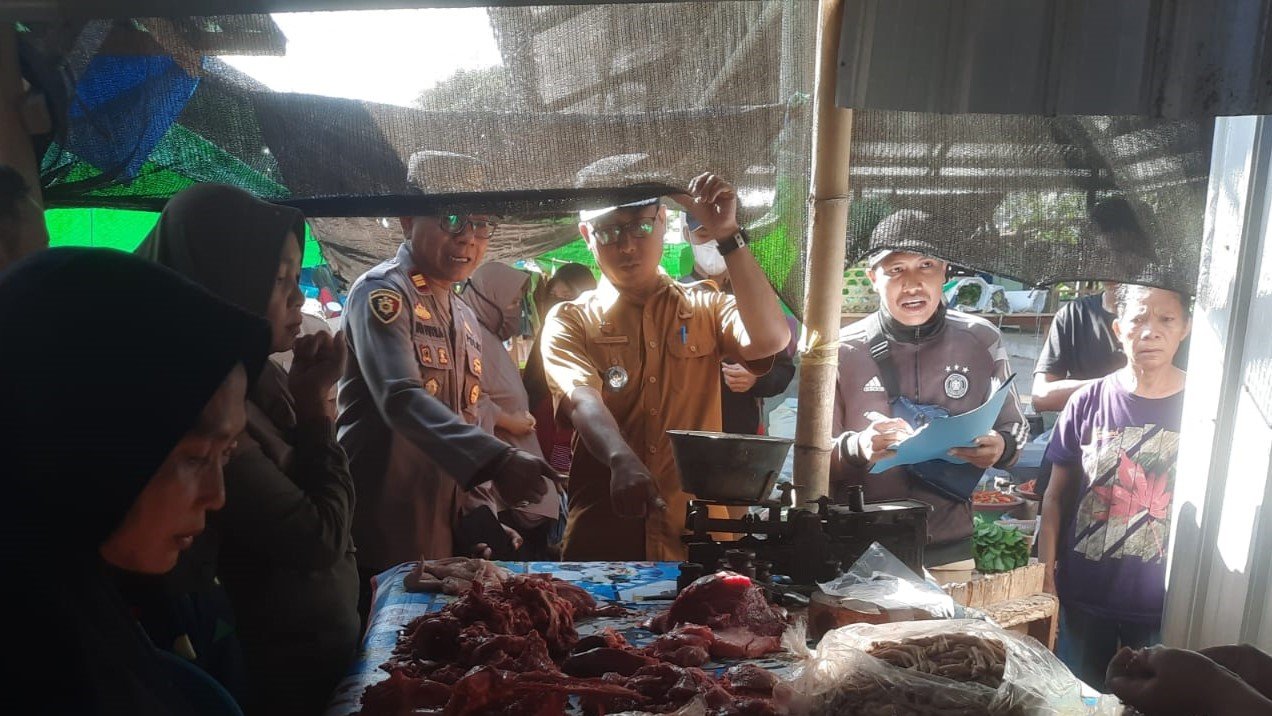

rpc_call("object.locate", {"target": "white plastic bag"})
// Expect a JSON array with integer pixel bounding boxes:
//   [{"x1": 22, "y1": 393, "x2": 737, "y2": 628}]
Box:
[
  {"x1": 945, "y1": 277, "x2": 1010, "y2": 313},
  {"x1": 817, "y1": 542, "x2": 958, "y2": 619},
  {"x1": 788, "y1": 619, "x2": 1089, "y2": 715}
]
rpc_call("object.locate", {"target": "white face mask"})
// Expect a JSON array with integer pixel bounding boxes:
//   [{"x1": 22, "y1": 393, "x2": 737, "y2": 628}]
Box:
[{"x1": 692, "y1": 240, "x2": 727, "y2": 277}]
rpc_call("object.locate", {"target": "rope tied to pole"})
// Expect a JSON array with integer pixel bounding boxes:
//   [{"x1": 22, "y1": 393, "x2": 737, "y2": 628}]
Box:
[{"x1": 797, "y1": 327, "x2": 841, "y2": 366}]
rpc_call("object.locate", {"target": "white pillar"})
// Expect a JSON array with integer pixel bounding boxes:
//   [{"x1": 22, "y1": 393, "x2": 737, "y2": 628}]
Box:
[{"x1": 1163, "y1": 115, "x2": 1272, "y2": 649}]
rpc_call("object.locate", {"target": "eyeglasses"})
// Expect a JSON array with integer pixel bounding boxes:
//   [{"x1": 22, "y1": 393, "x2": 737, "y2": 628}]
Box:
[
  {"x1": 588, "y1": 216, "x2": 657, "y2": 246},
  {"x1": 439, "y1": 214, "x2": 499, "y2": 239}
]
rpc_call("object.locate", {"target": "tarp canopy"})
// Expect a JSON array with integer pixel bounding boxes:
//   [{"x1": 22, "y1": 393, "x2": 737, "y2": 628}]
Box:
[
  {"x1": 14, "y1": 1, "x2": 1252, "y2": 310},
  {"x1": 45, "y1": 207, "x2": 327, "y2": 267}
]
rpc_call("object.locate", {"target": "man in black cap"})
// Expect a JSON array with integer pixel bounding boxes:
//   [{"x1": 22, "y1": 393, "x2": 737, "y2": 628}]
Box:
[
  {"x1": 830, "y1": 210, "x2": 1029, "y2": 571},
  {"x1": 539, "y1": 173, "x2": 791, "y2": 561}
]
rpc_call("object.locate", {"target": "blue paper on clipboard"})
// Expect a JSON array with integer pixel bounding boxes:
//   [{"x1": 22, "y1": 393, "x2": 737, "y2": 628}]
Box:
[{"x1": 870, "y1": 374, "x2": 1017, "y2": 474}]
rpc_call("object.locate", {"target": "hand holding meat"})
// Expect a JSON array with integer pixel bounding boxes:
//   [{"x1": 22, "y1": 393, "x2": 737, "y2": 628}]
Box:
[
  {"x1": 289, "y1": 330, "x2": 346, "y2": 420},
  {"x1": 948, "y1": 430, "x2": 1005, "y2": 469},
  {"x1": 610, "y1": 452, "x2": 667, "y2": 518}
]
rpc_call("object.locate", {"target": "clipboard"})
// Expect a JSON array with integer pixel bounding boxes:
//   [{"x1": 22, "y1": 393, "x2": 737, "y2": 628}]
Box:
[{"x1": 870, "y1": 374, "x2": 1017, "y2": 474}]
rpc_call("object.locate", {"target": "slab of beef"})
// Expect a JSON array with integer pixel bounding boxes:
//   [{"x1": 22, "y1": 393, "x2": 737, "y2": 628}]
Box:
[
  {"x1": 444, "y1": 666, "x2": 642, "y2": 716},
  {"x1": 359, "y1": 571, "x2": 788, "y2": 716},
  {"x1": 646, "y1": 572, "x2": 787, "y2": 659},
  {"x1": 545, "y1": 577, "x2": 628, "y2": 618},
  {"x1": 643, "y1": 623, "x2": 714, "y2": 667}
]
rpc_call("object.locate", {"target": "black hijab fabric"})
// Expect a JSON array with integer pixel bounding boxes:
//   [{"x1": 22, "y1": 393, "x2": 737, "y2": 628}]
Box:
[
  {"x1": 135, "y1": 183, "x2": 306, "y2": 316},
  {"x1": 0, "y1": 248, "x2": 271, "y2": 714}
]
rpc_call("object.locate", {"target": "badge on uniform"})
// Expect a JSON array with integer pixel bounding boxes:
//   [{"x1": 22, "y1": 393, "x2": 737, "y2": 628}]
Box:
[
  {"x1": 368, "y1": 288, "x2": 404, "y2": 324},
  {"x1": 604, "y1": 365, "x2": 629, "y2": 392},
  {"x1": 472, "y1": 357, "x2": 483, "y2": 377},
  {"x1": 413, "y1": 303, "x2": 432, "y2": 321},
  {"x1": 438, "y1": 347, "x2": 450, "y2": 366},
  {"x1": 410, "y1": 271, "x2": 429, "y2": 293},
  {"x1": 468, "y1": 384, "x2": 481, "y2": 405},
  {"x1": 418, "y1": 344, "x2": 433, "y2": 365},
  {"x1": 425, "y1": 378, "x2": 440, "y2": 396},
  {"x1": 944, "y1": 364, "x2": 970, "y2": 399}
]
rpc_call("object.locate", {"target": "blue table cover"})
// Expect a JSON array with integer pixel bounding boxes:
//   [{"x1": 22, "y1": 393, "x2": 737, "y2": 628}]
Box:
[{"x1": 325, "y1": 561, "x2": 793, "y2": 715}]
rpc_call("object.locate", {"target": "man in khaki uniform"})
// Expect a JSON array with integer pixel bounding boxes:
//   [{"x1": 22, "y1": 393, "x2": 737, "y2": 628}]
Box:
[
  {"x1": 540, "y1": 173, "x2": 790, "y2": 561},
  {"x1": 338, "y1": 152, "x2": 552, "y2": 580}
]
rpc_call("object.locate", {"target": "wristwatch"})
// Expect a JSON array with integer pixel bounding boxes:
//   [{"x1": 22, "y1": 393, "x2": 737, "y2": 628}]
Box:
[{"x1": 715, "y1": 226, "x2": 749, "y2": 256}]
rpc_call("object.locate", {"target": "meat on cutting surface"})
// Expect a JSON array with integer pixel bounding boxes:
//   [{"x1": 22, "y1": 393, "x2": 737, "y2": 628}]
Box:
[
  {"x1": 359, "y1": 572, "x2": 786, "y2": 716},
  {"x1": 643, "y1": 623, "x2": 714, "y2": 667},
  {"x1": 646, "y1": 572, "x2": 787, "y2": 659}
]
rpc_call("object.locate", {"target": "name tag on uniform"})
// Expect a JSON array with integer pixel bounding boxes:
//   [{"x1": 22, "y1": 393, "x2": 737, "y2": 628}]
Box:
[
  {"x1": 417, "y1": 324, "x2": 446, "y2": 340},
  {"x1": 594, "y1": 336, "x2": 629, "y2": 345}
]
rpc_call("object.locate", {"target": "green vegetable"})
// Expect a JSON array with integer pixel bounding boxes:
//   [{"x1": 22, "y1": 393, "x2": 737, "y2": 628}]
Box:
[{"x1": 973, "y1": 516, "x2": 1030, "y2": 573}]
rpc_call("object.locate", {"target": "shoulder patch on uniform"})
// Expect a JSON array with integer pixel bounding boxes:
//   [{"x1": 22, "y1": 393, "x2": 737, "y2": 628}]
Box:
[{"x1": 368, "y1": 288, "x2": 404, "y2": 324}]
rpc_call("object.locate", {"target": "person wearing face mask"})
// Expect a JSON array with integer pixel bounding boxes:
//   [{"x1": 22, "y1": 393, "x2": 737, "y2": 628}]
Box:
[
  {"x1": 2, "y1": 248, "x2": 270, "y2": 715},
  {"x1": 337, "y1": 151, "x2": 553, "y2": 592},
  {"x1": 461, "y1": 261, "x2": 565, "y2": 559},
  {"x1": 679, "y1": 215, "x2": 796, "y2": 436},
  {"x1": 830, "y1": 210, "x2": 1029, "y2": 571},
  {"x1": 136, "y1": 184, "x2": 359, "y2": 716}
]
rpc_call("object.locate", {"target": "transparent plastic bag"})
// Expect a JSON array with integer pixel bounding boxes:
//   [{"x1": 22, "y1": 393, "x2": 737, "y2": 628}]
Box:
[
  {"x1": 788, "y1": 619, "x2": 1089, "y2": 715},
  {"x1": 817, "y1": 542, "x2": 959, "y2": 619}
]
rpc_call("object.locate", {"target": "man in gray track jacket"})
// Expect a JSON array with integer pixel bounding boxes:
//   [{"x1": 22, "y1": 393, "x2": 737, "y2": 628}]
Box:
[{"x1": 831, "y1": 210, "x2": 1029, "y2": 568}]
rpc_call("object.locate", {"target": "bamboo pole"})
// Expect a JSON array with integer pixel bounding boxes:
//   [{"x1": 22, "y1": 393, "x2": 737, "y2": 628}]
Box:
[{"x1": 793, "y1": 0, "x2": 853, "y2": 504}]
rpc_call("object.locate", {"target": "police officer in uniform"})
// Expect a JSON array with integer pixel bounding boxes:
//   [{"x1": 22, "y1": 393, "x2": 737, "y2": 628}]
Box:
[
  {"x1": 337, "y1": 152, "x2": 552, "y2": 592},
  {"x1": 831, "y1": 210, "x2": 1029, "y2": 571}
]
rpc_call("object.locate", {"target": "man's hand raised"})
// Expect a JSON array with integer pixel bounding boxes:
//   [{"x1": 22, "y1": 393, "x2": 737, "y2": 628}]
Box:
[{"x1": 670, "y1": 173, "x2": 740, "y2": 243}]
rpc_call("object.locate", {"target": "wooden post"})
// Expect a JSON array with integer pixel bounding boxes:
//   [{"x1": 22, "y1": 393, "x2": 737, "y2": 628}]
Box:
[{"x1": 792, "y1": 0, "x2": 853, "y2": 504}]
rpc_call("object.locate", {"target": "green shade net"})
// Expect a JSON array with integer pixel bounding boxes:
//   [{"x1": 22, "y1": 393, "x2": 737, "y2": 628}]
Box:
[{"x1": 45, "y1": 207, "x2": 326, "y2": 268}]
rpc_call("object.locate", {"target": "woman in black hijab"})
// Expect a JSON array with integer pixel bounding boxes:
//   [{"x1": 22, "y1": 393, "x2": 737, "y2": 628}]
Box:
[
  {"x1": 0, "y1": 248, "x2": 270, "y2": 715},
  {"x1": 136, "y1": 184, "x2": 360, "y2": 716}
]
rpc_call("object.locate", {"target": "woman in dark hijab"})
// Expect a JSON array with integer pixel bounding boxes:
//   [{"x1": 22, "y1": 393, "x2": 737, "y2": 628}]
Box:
[
  {"x1": 0, "y1": 248, "x2": 270, "y2": 715},
  {"x1": 136, "y1": 183, "x2": 359, "y2": 716}
]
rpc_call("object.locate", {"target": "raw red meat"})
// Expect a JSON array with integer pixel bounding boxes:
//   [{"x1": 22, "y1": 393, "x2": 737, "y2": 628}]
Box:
[
  {"x1": 643, "y1": 623, "x2": 714, "y2": 667},
  {"x1": 710, "y1": 627, "x2": 784, "y2": 660},
  {"x1": 445, "y1": 667, "x2": 643, "y2": 716},
  {"x1": 562, "y1": 647, "x2": 659, "y2": 677},
  {"x1": 646, "y1": 572, "x2": 787, "y2": 659},
  {"x1": 360, "y1": 668, "x2": 451, "y2": 714},
  {"x1": 571, "y1": 627, "x2": 630, "y2": 653},
  {"x1": 545, "y1": 577, "x2": 628, "y2": 618},
  {"x1": 358, "y1": 571, "x2": 788, "y2": 716},
  {"x1": 721, "y1": 664, "x2": 779, "y2": 696}
]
